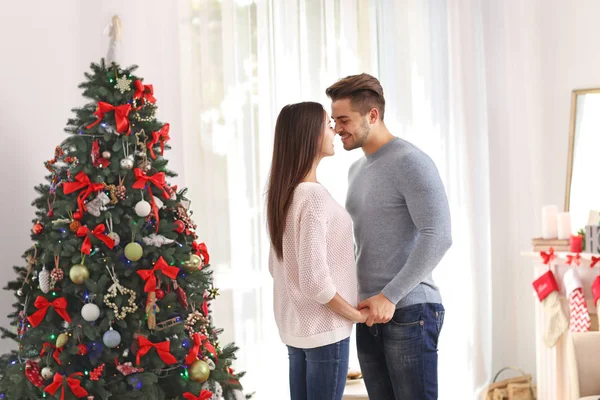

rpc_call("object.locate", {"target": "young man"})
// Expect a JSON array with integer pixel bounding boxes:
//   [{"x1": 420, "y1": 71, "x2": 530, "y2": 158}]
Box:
[{"x1": 326, "y1": 73, "x2": 452, "y2": 399}]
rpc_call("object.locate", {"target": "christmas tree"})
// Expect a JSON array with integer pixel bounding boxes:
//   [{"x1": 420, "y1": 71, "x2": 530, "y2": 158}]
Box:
[{"x1": 0, "y1": 18, "x2": 246, "y2": 400}]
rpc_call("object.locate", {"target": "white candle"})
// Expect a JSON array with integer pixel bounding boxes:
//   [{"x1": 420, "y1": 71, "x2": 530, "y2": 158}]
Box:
[
  {"x1": 588, "y1": 210, "x2": 600, "y2": 226},
  {"x1": 542, "y1": 205, "x2": 558, "y2": 239},
  {"x1": 557, "y1": 212, "x2": 571, "y2": 239}
]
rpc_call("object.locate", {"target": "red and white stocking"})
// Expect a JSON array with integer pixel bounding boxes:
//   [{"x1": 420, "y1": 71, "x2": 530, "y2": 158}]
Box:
[
  {"x1": 564, "y1": 268, "x2": 591, "y2": 332},
  {"x1": 533, "y1": 270, "x2": 569, "y2": 347}
]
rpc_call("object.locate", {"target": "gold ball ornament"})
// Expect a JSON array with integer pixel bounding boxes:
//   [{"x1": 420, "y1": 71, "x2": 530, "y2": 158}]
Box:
[
  {"x1": 183, "y1": 254, "x2": 202, "y2": 273},
  {"x1": 69, "y1": 264, "x2": 89, "y2": 284},
  {"x1": 124, "y1": 242, "x2": 143, "y2": 261},
  {"x1": 56, "y1": 333, "x2": 69, "y2": 348},
  {"x1": 189, "y1": 359, "x2": 211, "y2": 383}
]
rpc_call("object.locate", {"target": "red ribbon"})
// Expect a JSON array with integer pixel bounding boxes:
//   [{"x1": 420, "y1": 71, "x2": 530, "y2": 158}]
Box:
[
  {"x1": 137, "y1": 256, "x2": 179, "y2": 293},
  {"x1": 86, "y1": 101, "x2": 132, "y2": 134},
  {"x1": 44, "y1": 372, "x2": 88, "y2": 400},
  {"x1": 40, "y1": 342, "x2": 63, "y2": 365},
  {"x1": 567, "y1": 253, "x2": 581, "y2": 266},
  {"x1": 183, "y1": 391, "x2": 213, "y2": 400},
  {"x1": 192, "y1": 242, "x2": 210, "y2": 266},
  {"x1": 185, "y1": 333, "x2": 218, "y2": 365},
  {"x1": 27, "y1": 296, "x2": 71, "y2": 327},
  {"x1": 62, "y1": 171, "x2": 105, "y2": 215},
  {"x1": 132, "y1": 168, "x2": 170, "y2": 231},
  {"x1": 136, "y1": 336, "x2": 177, "y2": 365},
  {"x1": 202, "y1": 301, "x2": 209, "y2": 318},
  {"x1": 133, "y1": 80, "x2": 156, "y2": 108},
  {"x1": 540, "y1": 248, "x2": 555, "y2": 265},
  {"x1": 76, "y1": 224, "x2": 115, "y2": 255},
  {"x1": 592, "y1": 256, "x2": 600, "y2": 268},
  {"x1": 147, "y1": 124, "x2": 170, "y2": 159}
]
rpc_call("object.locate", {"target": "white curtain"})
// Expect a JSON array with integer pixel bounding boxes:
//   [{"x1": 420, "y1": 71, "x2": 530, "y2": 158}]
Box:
[{"x1": 179, "y1": 0, "x2": 492, "y2": 398}]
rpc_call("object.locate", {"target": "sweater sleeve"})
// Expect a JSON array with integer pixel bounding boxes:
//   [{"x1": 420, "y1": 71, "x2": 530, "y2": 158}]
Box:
[
  {"x1": 381, "y1": 151, "x2": 453, "y2": 305},
  {"x1": 295, "y1": 192, "x2": 337, "y2": 304}
]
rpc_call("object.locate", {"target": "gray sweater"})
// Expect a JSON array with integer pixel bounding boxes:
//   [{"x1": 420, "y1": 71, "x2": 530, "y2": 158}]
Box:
[{"x1": 346, "y1": 137, "x2": 452, "y2": 308}]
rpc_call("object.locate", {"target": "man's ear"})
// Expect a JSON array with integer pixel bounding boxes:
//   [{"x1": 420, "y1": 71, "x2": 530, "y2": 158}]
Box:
[{"x1": 369, "y1": 108, "x2": 379, "y2": 124}]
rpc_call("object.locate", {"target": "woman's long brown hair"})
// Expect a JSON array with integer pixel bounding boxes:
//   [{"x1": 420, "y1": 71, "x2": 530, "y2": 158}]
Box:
[{"x1": 267, "y1": 102, "x2": 325, "y2": 259}]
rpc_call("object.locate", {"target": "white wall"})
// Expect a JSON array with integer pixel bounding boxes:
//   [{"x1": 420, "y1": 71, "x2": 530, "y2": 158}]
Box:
[
  {"x1": 0, "y1": 0, "x2": 185, "y2": 353},
  {"x1": 483, "y1": 0, "x2": 600, "y2": 380}
]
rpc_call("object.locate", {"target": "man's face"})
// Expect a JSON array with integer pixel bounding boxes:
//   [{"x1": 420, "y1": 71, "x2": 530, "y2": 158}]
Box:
[{"x1": 331, "y1": 98, "x2": 370, "y2": 151}]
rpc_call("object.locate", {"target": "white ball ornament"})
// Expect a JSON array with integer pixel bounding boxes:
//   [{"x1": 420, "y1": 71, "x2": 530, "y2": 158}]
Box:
[
  {"x1": 41, "y1": 366, "x2": 54, "y2": 380},
  {"x1": 81, "y1": 303, "x2": 100, "y2": 322},
  {"x1": 107, "y1": 232, "x2": 120, "y2": 246},
  {"x1": 134, "y1": 200, "x2": 152, "y2": 217}
]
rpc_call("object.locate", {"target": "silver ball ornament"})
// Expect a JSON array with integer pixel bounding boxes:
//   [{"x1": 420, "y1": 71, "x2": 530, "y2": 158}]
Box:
[
  {"x1": 120, "y1": 156, "x2": 134, "y2": 170},
  {"x1": 103, "y1": 328, "x2": 121, "y2": 348},
  {"x1": 107, "y1": 232, "x2": 120, "y2": 246},
  {"x1": 102, "y1": 150, "x2": 112, "y2": 159}
]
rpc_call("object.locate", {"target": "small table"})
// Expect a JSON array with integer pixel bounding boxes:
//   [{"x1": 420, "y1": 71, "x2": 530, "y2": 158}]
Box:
[{"x1": 343, "y1": 379, "x2": 369, "y2": 400}]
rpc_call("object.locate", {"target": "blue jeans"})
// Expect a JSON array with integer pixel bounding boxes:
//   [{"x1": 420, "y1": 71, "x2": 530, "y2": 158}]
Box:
[
  {"x1": 287, "y1": 337, "x2": 350, "y2": 400},
  {"x1": 357, "y1": 303, "x2": 445, "y2": 400}
]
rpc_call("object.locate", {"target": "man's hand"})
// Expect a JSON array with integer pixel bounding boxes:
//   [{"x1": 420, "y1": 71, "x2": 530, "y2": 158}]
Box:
[{"x1": 358, "y1": 293, "x2": 395, "y2": 327}]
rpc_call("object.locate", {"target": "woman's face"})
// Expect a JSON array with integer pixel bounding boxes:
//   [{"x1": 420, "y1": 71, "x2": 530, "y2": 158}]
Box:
[{"x1": 320, "y1": 112, "x2": 336, "y2": 158}]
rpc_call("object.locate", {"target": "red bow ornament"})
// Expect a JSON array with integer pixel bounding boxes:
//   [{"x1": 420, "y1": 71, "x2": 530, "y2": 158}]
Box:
[
  {"x1": 27, "y1": 296, "x2": 71, "y2": 327},
  {"x1": 185, "y1": 333, "x2": 218, "y2": 365},
  {"x1": 40, "y1": 342, "x2": 63, "y2": 365},
  {"x1": 132, "y1": 168, "x2": 170, "y2": 231},
  {"x1": 147, "y1": 124, "x2": 170, "y2": 159},
  {"x1": 183, "y1": 391, "x2": 213, "y2": 400},
  {"x1": 76, "y1": 224, "x2": 115, "y2": 255},
  {"x1": 192, "y1": 242, "x2": 210, "y2": 266},
  {"x1": 62, "y1": 171, "x2": 105, "y2": 215},
  {"x1": 86, "y1": 101, "x2": 132, "y2": 134},
  {"x1": 591, "y1": 256, "x2": 600, "y2": 268},
  {"x1": 133, "y1": 80, "x2": 156, "y2": 108},
  {"x1": 136, "y1": 336, "x2": 178, "y2": 365},
  {"x1": 567, "y1": 253, "x2": 581, "y2": 266},
  {"x1": 540, "y1": 248, "x2": 556, "y2": 265},
  {"x1": 91, "y1": 139, "x2": 111, "y2": 168},
  {"x1": 137, "y1": 256, "x2": 179, "y2": 293},
  {"x1": 44, "y1": 372, "x2": 88, "y2": 400}
]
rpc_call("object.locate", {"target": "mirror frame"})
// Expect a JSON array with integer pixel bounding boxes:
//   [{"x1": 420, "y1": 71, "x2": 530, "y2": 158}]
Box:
[{"x1": 565, "y1": 88, "x2": 600, "y2": 211}]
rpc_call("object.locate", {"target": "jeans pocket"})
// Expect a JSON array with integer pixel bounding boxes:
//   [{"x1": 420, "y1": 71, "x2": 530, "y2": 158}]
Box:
[{"x1": 436, "y1": 310, "x2": 445, "y2": 334}]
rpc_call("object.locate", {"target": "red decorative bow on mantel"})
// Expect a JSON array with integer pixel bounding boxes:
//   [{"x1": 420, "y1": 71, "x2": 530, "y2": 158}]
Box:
[
  {"x1": 540, "y1": 248, "x2": 556, "y2": 265},
  {"x1": 40, "y1": 342, "x2": 63, "y2": 365},
  {"x1": 136, "y1": 336, "x2": 177, "y2": 365},
  {"x1": 27, "y1": 296, "x2": 71, "y2": 327},
  {"x1": 566, "y1": 253, "x2": 581, "y2": 266},
  {"x1": 147, "y1": 124, "x2": 170, "y2": 159},
  {"x1": 591, "y1": 256, "x2": 600, "y2": 268},
  {"x1": 137, "y1": 256, "x2": 179, "y2": 293},
  {"x1": 86, "y1": 101, "x2": 132, "y2": 134},
  {"x1": 44, "y1": 372, "x2": 88, "y2": 400},
  {"x1": 183, "y1": 391, "x2": 213, "y2": 400},
  {"x1": 185, "y1": 333, "x2": 218, "y2": 365},
  {"x1": 77, "y1": 224, "x2": 115, "y2": 255},
  {"x1": 133, "y1": 80, "x2": 156, "y2": 108},
  {"x1": 62, "y1": 171, "x2": 105, "y2": 215}
]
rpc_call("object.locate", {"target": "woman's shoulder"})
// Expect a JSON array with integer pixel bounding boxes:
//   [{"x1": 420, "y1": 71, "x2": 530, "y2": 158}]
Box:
[{"x1": 293, "y1": 183, "x2": 334, "y2": 214}]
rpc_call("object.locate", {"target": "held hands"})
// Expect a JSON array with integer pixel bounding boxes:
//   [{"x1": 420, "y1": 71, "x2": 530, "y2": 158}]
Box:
[{"x1": 358, "y1": 293, "x2": 395, "y2": 327}]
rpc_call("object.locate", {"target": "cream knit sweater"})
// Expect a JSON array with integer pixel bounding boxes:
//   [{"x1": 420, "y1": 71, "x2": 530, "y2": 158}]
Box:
[{"x1": 269, "y1": 182, "x2": 357, "y2": 349}]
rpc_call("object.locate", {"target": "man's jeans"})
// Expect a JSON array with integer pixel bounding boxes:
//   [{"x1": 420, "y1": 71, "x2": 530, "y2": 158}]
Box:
[{"x1": 357, "y1": 303, "x2": 445, "y2": 400}]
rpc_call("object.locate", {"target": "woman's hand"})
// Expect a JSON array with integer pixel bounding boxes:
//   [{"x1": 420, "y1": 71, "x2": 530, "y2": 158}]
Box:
[{"x1": 356, "y1": 307, "x2": 370, "y2": 323}]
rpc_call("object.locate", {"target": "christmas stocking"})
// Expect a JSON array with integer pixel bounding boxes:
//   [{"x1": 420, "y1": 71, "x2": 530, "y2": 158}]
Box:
[
  {"x1": 564, "y1": 268, "x2": 591, "y2": 332},
  {"x1": 533, "y1": 270, "x2": 569, "y2": 347},
  {"x1": 592, "y1": 276, "x2": 600, "y2": 330}
]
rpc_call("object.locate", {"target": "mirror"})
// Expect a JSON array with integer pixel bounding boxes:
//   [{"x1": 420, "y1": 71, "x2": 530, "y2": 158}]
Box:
[{"x1": 565, "y1": 88, "x2": 600, "y2": 230}]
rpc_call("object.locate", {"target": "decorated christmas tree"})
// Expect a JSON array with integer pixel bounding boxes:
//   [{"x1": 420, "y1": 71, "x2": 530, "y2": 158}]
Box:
[{"x1": 0, "y1": 17, "x2": 246, "y2": 400}]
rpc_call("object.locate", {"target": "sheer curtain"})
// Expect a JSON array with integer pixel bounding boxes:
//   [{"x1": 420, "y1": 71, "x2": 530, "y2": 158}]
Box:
[{"x1": 179, "y1": 0, "x2": 492, "y2": 398}]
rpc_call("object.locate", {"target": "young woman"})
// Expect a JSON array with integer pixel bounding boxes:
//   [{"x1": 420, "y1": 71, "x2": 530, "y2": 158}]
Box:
[{"x1": 266, "y1": 102, "x2": 367, "y2": 400}]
